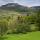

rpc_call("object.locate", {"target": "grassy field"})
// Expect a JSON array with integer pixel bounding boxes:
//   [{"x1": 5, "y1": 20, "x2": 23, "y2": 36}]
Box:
[{"x1": 1, "y1": 31, "x2": 40, "y2": 40}]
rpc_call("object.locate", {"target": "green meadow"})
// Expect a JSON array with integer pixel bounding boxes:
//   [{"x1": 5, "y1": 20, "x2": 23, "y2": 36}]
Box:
[{"x1": 0, "y1": 31, "x2": 40, "y2": 40}]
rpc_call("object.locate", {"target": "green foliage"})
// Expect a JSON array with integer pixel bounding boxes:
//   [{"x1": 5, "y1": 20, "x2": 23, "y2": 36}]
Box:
[
  {"x1": 0, "y1": 20, "x2": 8, "y2": 36},
  {"x1": 35, "y1": 9, "x2": 40, "y2": 31},
  {"x1": 0, "y1": 10, "x2": 40, "y2": 34}
]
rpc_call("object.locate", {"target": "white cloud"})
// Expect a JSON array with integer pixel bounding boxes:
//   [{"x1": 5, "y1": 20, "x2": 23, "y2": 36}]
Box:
[{"x1": 0, "y1": 0, "x2": 40, "y2": 7}]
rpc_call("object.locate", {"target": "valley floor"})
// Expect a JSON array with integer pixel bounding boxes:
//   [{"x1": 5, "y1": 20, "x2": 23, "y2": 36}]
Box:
[{"x1": 0, "y1": 31, "x2": 40, "y2": 40}]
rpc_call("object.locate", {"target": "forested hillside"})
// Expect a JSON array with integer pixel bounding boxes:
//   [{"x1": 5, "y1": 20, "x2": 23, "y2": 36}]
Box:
[{"x1": 0, "y1": 3, "x2": 40, "y2": 36}]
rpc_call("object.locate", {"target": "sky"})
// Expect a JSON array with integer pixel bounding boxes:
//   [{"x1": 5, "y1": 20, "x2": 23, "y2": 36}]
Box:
[{"x1": 0, "y1": 0, "x2": 40, "y2": 7}]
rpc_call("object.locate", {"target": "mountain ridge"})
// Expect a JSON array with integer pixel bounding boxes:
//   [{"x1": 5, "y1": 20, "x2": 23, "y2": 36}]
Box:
[{"x1": 0, "y1": 3, "x2": 40, "y2": 13}]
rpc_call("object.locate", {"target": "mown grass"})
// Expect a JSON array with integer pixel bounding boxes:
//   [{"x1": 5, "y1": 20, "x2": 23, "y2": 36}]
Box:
[{"x1": 1, "y1": 31, "x2": 40, "y2": 40}]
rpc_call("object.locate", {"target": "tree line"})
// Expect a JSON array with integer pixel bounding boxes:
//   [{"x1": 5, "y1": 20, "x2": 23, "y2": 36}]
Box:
[{"x1": 0, "y1": 9, "x2": 40, "y2": 36}]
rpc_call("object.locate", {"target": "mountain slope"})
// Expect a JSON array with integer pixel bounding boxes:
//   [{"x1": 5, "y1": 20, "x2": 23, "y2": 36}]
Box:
[{"x1": 0, "y1": 3, "x2": 29, "y2": 12}]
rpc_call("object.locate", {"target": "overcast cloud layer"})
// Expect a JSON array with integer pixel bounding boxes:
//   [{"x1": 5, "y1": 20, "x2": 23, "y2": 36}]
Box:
[{"x1": 0, "y1": 0, "x2": 40, "y2": 7}]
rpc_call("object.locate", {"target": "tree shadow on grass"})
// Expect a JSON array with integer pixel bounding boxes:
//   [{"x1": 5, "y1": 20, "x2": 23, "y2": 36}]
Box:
[{"x1": 0, "y1": 36, "x2": 8, "y2": 40}]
